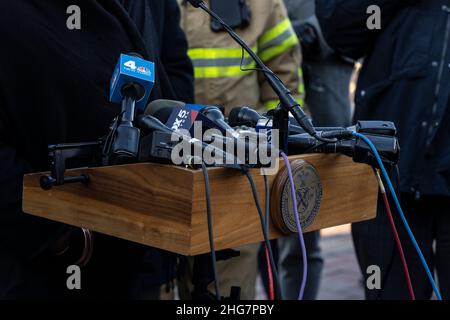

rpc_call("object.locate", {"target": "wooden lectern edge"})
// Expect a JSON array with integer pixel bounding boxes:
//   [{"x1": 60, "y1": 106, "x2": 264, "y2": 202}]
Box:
[{"x1": 22, "y1": 154, "x2": 378, "y2": 256}]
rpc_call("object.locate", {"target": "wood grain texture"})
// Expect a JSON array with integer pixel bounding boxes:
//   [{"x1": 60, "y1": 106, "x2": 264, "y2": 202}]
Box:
[
  {"x1": 23, "y1": 163, "x2": 195, "y2": 255},
  {"x1": 190, "y1": 154, "x2": 378, "y2": 255},
  {"x1": 23, "y1": 154, "x2": 378, "y2": 256}
]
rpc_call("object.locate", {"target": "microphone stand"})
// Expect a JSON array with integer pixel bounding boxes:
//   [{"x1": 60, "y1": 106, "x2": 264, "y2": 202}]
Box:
[{"x1": 186, "y1": 0, "x2": 332, "y2": 153}]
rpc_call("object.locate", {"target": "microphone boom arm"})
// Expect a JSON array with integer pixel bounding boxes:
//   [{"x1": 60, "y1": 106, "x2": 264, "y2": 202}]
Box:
[{"x1": 188, "y1": 1, "x2": 322, "y2": 151}]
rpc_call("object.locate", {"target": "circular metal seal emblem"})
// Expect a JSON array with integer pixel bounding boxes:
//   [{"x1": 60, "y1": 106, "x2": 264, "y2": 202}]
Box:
[{"x1": 271, "y1": 159, "x2": 322, "y2": 234}]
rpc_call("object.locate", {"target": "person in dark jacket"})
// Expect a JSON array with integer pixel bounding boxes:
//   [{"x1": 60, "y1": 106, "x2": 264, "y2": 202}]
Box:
[
  {"x1": 317, "y1": 0, "x2": 450, "y2": 299},
  {"x1": 0, "y1": 0, "x2": 193, "y2": 299}
]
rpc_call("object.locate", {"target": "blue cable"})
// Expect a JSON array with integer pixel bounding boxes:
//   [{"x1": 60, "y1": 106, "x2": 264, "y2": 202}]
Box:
[{"x1": 352, "y1": 132, "x2": 442, "y2": 300}]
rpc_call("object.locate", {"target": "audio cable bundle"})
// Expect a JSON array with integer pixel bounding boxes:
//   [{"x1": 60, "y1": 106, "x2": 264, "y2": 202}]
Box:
[
  {"x1": 374, "y1": 170, "x2": 415, "y2": 300},
  {"x1": 353, "y1": 132, "x2": 442, "y2": 300}
]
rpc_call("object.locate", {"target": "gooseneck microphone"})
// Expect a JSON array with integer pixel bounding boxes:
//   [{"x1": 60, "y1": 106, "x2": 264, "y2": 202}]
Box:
[
  {"x1": 185, "y1": 0, "x2": 320, "y2": 149},
  {"x1": 145, "y1": 100, "x2": 262, "y2": 165}
]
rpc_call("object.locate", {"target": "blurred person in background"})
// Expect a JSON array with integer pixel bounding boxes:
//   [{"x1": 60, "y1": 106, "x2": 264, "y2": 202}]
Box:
[{"x1": 317, "y1": 0, "x2": 450, "y2": 299}]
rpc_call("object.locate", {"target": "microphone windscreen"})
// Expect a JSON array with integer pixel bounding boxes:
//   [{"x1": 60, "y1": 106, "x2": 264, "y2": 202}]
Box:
[
  {"x1": 144, "y1": 99, "x2": 186, "y2": 116},
  {"x1": 228, "y1": 107, "x2": 244, "y2": 126},
  {"x1": 228, "y1": 106, "x2": 262, "y2": 127},
  {"x1": 153, "y1": 107, "x2": 175, "y2": 124}
]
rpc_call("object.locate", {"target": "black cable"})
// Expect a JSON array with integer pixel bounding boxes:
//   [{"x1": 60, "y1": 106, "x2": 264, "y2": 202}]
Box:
[
  {"x1": 238, "y1": 45, "x2": 337, "y2": 146},
  {"x1": 200, "y1": 162, "x2": 221, "y2": 300},
  {"x1": 195, "y1": 1, "x2": 318, "y2": 139},
  {"x1": 301, "y1": 138, "x2": 354, "y2": 155},
  {"x1": 102, "y1": 111, "x2": 124, "y2": 157},
  {"x1": 312, "y1": 133, "x2": 338, "y2": 144},
  {"x1": 302, "y1": 141, "x2": 330, "y2": 155},
  {"x1": 198, "y1": 2, "x2": 268, "y2": 74},
  {"x1": 239, "y1": 47, "x2": 278, "y2": 78},
  {"x1": 244, "y1": 171, "x2": 283, "y2": 300}
]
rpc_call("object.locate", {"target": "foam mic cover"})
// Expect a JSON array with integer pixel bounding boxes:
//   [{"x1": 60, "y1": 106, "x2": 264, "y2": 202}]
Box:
[
  {"x1": 144, "y1": 99, "x2": 216, "y2": 135},
  {"x1": 229, "y1": 107, "x2": 264, "y2": 127},
  {"x1": 144, "y1": 99, "x2": 186, "y2": 123}
]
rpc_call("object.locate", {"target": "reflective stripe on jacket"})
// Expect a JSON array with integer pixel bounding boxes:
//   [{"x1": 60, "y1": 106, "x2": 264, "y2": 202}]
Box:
[{"x1": 179, "y1": 0, "x2": 304, "y2": 114}]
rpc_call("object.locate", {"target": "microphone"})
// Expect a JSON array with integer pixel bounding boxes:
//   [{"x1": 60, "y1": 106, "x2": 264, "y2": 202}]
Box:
[
  {"x1": 110, "y1": 53, "x2": 155, "y2": 110},
  {"x1": 136, "y1": 114, "x2": 174, "y2": 135},
  {"x1": 229, "y1": 107, "x2": 265, "y2": 128},
  {"x1": 144, "y1": 99, "x2": 186, "y2": 123},
  {"x1": 145, "y1": 99, "x2": 217, "y2": 134},
  {"x1": 145, "y1": 100, "x2": 266, "y2": 166},
  {"x1": 145, "y1": 99, "x2": 241, "y2": 144},
  {"x1": 136, "y1": 114, "x2": 239, "y2": 167},
  {"x1": 146, "y1": 100, "x2": 237, "y2": 135},
  {"x1": 198, "y1": 106, "x2": 273, "y2": 166},
  {"x1": 108, "y1": 54, "x2": 155, "y2": 161},
  {"x1": 200, "y1": 106, "x2": 236, "y2": 135},
  {"x1": 185, "y1": 0, "x2": 319, "y2": 151}
]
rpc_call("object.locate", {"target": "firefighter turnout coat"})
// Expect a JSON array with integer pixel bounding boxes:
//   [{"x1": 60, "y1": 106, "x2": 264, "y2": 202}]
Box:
[{"x1": 178, "y1": 0, "x2": 304, "y2": 114}]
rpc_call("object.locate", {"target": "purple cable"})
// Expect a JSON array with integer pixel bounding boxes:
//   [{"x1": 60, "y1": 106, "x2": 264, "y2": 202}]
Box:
[{"x1": 280, "y1": 152, "x2": 308, "y2": 300}]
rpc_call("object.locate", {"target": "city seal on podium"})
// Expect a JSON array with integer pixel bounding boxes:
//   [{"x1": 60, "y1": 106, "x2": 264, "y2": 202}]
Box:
[{"x1": 271, "y1": 159, "x2": 322, "y2": 234}]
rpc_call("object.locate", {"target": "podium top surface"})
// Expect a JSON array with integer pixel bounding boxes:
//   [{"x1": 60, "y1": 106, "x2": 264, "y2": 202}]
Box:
[{"x1": 23, "y1": 154, "x2": 378, "y2": 256}]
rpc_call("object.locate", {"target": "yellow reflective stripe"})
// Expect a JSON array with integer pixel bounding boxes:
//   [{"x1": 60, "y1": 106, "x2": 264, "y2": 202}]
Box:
[
  {"x1": 188, "y1": 47, "x2": 258, "y2": 78},
  {"x1": 295, "y1": 96, "x2": 305, "y2": 108},
  {"x1": 259, "y1": 33, "x2": 299, "y2": 62},
  {"x1": 188, "y1": 47, "x2": 257, "y2": 60},
  {"x1": 258, "y1": 18, "x2": 299, "y2": 62},
  {"x1": 263, "y1": 97, "x2": 305, "y2": 110},
  {"x1": 263, "y1": 100, "x2": 280, "y2": 110},
  {"x1": 193, "y1": 63, "x2": 256, "y2": 78},
  {"x1": 298, "y1": 82, "x2": 305, "y2": 96},
  {"x1": 259, "y1": 18, "x2": 292, "y2": 47},
  {"x1": 297, "y1": 68, "x2": 305, "y2": 96}
]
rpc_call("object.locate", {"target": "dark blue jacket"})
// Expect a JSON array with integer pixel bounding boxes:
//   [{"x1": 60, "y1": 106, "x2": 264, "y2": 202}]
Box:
[
  {"x1": 0, "y1": 0, "x2": 193, "y2": 297},
  {"x1": 317, "y1": 0, "x2": 450, "y2": 197}
]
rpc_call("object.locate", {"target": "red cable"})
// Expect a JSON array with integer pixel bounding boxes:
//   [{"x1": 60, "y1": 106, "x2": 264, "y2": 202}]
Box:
[
  {"x1": 264, "y1": 243, "x2": 275, "y2": 300},
  {"x1": 381, "y1": 191, "x2": 416, "y2": 300}
]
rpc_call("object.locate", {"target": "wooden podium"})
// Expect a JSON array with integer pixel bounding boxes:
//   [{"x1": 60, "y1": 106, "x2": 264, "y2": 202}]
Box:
[{"x1": 23, "y1": 154, "x2": 378, "y2": 256}]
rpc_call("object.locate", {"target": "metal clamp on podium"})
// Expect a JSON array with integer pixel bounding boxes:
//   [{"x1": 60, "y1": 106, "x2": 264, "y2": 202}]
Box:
[{"x1": 40, "y1": 141, "x2": 103, "y2": 190}]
